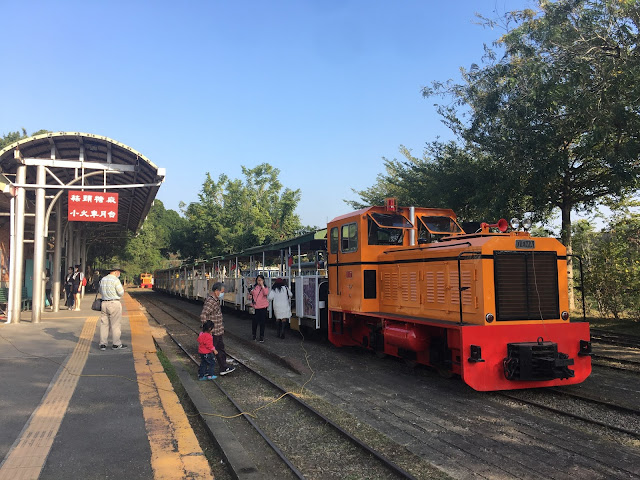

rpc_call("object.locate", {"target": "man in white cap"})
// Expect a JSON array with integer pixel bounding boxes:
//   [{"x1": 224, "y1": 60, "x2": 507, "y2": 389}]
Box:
[{"x1": 98, "y1": 266, "x2": 126, "y2": 351}]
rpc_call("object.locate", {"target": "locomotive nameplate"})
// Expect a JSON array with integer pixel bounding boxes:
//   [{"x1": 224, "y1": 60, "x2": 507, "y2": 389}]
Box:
[{"x1": 515, "y1": 239, "x2": 535, "y2": 249}]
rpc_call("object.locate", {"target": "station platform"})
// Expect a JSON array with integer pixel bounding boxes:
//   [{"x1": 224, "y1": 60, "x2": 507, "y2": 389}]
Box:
[{"x1": 0, "y1": 293, "x2": 213, "y2": 480}]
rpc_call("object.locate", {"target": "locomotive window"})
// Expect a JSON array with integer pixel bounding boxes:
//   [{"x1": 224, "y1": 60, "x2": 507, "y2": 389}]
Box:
[
  {"x1": 330, "y1": 227, "x2": 339, "y2": 254},
  {"x1": 368, "y1": 218, "x2": 404, "y2": 245},
  {"x1": 420, "y1": 215, "x2": 463, "y2": 234},
  {"x1": 341, "y1": 223, "x2": 358, "y2": 253},
  {"x1": 369, "y1": 212, "x2": 412, "y2": 228}
]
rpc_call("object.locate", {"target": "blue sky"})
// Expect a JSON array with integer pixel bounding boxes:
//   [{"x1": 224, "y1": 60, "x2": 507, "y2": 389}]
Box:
[{"x1": 1, "y1": 0, "x2": 535, "y2": 228}]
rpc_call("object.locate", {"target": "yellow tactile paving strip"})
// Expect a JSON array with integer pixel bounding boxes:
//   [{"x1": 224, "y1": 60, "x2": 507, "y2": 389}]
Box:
[
  {"x1": 125, "y1": 294, "x2": 213, "y2": 480},
  {"x1": 0, "y1": 316, "x2": 98, "y2": 480}
]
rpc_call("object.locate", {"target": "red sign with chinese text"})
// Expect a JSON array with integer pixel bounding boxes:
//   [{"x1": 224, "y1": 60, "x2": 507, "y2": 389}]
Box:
[{"x1": 68, "y1": 190, "x2": 118, "y2": 222}]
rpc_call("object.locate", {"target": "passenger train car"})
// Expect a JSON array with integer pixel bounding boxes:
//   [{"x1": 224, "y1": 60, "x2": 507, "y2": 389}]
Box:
[{"x1": 154, "y1": 201, "x2": 592, "y2": 391}]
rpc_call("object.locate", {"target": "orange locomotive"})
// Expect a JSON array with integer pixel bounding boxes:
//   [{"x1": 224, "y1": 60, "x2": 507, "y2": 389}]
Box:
[
  {"x1": 327, "y1": 201, "x2": 592, "y2": 391},
  {"x1": 140, "y1": 273, "x2": 153, "y2": 289}
]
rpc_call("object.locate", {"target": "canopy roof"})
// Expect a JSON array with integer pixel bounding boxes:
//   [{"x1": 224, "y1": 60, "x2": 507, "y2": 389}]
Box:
[{"x1": 0, "y1": 132, "x2": 165, "y2": 232}]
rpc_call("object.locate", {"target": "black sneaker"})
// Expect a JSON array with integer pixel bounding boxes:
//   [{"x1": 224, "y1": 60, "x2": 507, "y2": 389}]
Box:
[
  {"x1": 259, "y1": 338, "x2": 264, "y2": 343},
  {"x1": 112, "y1": 344, "x2": 128, "y2": 350},
  {"x1": 220, "y1": 366, "x2": 235, "y2": 375},
  {"x1": 99, "y1": 344, "x2": 106, "y2": 351}
]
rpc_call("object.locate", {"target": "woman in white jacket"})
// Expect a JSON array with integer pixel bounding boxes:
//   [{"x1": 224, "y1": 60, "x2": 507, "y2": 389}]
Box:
[{"x1": 267, "y1": 278, "x2": 292, "y2": 339}]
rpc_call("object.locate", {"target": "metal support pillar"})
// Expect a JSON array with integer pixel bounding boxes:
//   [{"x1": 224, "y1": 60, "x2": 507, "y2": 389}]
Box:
[
  {"x1": 31, "y1": 165, "x2": 46, "y2": 323},
  {"x1": 65, "y1": 222, "x2": 72, "y2": 276},
  {"x1": 10, "y1": 163, "x2": 26, "y2": 323},
  {"x1": 72, "y1": 225, "x2": 79, "y2": 268},
  {"x1": 5, "y1": 195, "x2": 15, "y2": 324},
  {"x1": 53, "y1": 203, "x2": 62, "y2": 312},
  {"x1": 81, "y1": 233, "x2": 87, "y2": 298}
]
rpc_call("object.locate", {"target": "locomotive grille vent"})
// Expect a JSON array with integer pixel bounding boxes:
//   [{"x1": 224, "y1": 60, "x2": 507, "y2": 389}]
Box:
[
  {"x1": 494, "y1": 251, "x2": 560, "y2": 321},
  {"x1": 436, "y1": 272, "x2": 446, "y2": 303},
  {"x1": 426, "y1": 272, "x2": 435, "y2": 303},
  {"x1": 450, "y1": 270, "x2": 472, "y2": 305},
  {"x1": 382, "y1": 272, "x2": 398, "y2": 303}
]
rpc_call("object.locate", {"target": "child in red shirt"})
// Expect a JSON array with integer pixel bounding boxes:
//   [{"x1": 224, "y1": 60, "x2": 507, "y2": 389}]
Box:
[{"x1": 198, "y1": 320, "x2": 219, "y2": 380}]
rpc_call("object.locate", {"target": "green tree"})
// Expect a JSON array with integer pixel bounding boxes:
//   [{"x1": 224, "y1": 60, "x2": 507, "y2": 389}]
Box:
[
  {"x1": 356, "y1": 1, "x2": 640, "y2": 309},
  {"x1": 179, "y1": 163, "x2": 307, "y2": 260},
  {"x1": 573, "y1": 214, "x2": 640, "y2": 319},
  {"x1": 146, "y1": 199, "x2": 187, "y2": 258},
  {"x1": 350, "y1": 142, "x2": 528, "y2": 223},
  {"x1": 425, "y1": 0, "x2": 640, "y2": 253},
  {"x1": 1, "y1": 128, "x2": 50, "y2": 149}
]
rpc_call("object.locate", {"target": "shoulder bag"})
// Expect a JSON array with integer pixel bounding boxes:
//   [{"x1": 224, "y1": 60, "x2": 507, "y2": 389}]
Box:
[{"x1": 91, "y1": 294, "x2": 102, "y2": 311}]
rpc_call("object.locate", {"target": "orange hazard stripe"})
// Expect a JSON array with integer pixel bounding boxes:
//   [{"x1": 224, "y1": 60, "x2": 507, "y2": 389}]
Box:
[{"x1": 125, "y1": 293, "x2": 213, "y2": 480}]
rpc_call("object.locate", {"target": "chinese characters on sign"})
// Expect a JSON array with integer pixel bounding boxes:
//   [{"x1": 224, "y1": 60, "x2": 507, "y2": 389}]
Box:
[{"x1": 68, "y1": 190, "x2": 118, "y2": 223}]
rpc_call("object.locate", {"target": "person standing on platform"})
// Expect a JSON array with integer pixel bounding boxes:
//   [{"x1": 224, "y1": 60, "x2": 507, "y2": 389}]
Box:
[
  {"x1": 98, "y1": 266, "x2": 127, "y2": 351},
  {"x1": 92, "y1": 271, "x2": 100, "y2": 293},
  {"x1": 249, "y1": 274, "x2": 269, "y2": 342},
  {"x1": 198, "y1": 320, "x2": 218, "y2": 380},
  {"x1": 73, "y1": 265, "x2": 83, "y2": 311},
  {"x1": 65, "y1": 267, "x2": 75, "y2": 310},
  {"x1": 45, "y1": 269, "x2": 53, "y2": 308},
  {"x1": 268, "y1": 278, "x2": 292, "y2": 339},
  {"x1": 200, "y1": 282, "x2": 235, "y2": 375}
]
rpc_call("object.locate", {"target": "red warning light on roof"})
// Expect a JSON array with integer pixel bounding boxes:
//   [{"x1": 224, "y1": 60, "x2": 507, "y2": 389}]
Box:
[{"x1": 385, "y1": 198, "x2": 397, "y2": 212}]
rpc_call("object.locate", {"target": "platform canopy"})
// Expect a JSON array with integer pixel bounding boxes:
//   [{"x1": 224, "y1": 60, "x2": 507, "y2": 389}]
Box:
[
  {"x1": 1, "y1": 132, "x2": 165, "y2": 323},
  {"x1": 0, "y1": 131, "x2": 165, "y2": 233}
]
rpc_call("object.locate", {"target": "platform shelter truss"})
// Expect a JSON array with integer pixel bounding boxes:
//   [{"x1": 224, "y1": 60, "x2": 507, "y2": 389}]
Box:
[{"x1": 0, "y1": 132, "x2": 165, "y2": 324}]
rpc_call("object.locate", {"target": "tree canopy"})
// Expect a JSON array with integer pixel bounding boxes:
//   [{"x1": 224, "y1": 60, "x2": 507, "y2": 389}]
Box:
[
  {"x1": 355, "y1": 0, "x2": 640, "y2": 252},
  {"x1": 1, "y1": 128, "x2": 50, "y2": 149},
  {"x1": 175, "y1": 163, "x2": 309, "y2": 261}
]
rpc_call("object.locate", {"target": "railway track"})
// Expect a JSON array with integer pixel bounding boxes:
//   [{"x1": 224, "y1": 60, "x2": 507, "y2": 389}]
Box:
[
  {"x1": 592, "y1": 354, "x2": 640, "y2": 373},
  {"x1": 591, "y1": 328, "x2": 640, "y2": 348},
  {"x1": 590, "y1": 328, "x2": 640, "y2": 373},
  {"x1": 498, "y1": 328, "x2": 640, "y2": 440},
  {"x1": 499, "y1": 387, "x2": 640, "y2": 441},
  {"x1": 137, "y1": 294, "x2": 418, "y2": 480},
  {"x1": 136, "y1": 291, "x2": 640, "y2": 479}
]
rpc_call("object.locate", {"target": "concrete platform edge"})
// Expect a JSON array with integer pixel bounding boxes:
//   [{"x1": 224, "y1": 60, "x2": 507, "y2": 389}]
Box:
[{"x1": 153, "y1": 335, "x2": 265, "y2": 480}]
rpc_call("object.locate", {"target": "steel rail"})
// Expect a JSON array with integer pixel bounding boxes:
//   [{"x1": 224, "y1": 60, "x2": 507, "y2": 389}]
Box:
[
  {"x1": 546, "y1": 388, "x2": 640, "y2": 417},
  {"x1": 499, "y1": 392, "x2": 640, "y2": 441},
  {"x1": 142, "y1": 293, "x2": 417, "y2": 480},
  {"x1": 590, "y1": 329, "x2": 640, "y2": 349},
  {"x1": 592, "y1": 353, "x2": 640, "y2": 367},
  {"x1": 146, "y1": 302, "x2": 307, "y2": 480}
]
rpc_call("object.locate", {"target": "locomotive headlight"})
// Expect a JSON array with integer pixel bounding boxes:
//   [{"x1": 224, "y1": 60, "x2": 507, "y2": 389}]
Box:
[
  {"x1": 522, "y1": 218, "x2": 533, "y2": 231},
  {"x1": 510, "y1": 218, "x2": 520, "y2": 230},
  {"x1": 561, "y1": 311, "x2": 569, "y2": 321},
  {"x1": 485, "y1": 313, "x2": 495, "y2": 323}
]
